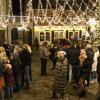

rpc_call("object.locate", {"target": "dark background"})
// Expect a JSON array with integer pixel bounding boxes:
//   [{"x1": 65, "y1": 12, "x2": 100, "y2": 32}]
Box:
[
  {"x1": 12, "y1": 0, "x2": 20, "y2": 15},
  {"x1": 12, "y1": 0, "x2": 95, "y2": 15},
  {"x1": 12, "y1": 0, "x2": 28, "y2": 15}
]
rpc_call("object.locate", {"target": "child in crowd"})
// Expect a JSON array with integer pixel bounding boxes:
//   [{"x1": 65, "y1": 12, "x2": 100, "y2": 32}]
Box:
[
  {"x1": 4, "y1": 63, "x2": 14, "y2": 99},
  {"x1": 52, "y1": 51, "x2": 68, "y2": 100}
]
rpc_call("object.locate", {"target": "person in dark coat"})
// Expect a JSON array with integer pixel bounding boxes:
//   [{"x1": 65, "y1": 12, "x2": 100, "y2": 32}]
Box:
[
  {"x1": 11, "y1": 45, "x2": 21, "y2": 92},
  {"x1": 52, "y1": 51, "x2": 68, "y2": 100},
  {"x1": 67, "y1": 45, "x2": 80, "y2": 86},
  {"x1": 19, "y1": 45, "x2": 31, "y2": 89},
  {"x1": 49, "y1": 41, "x2": 59, "y2": 70},
  {"x1": 85, "y1": 44, "x2": 94, "y2": 86},
  {"x1": 26, "y1": 44, "x2": 32, "y2": 81},
  {"x1": 12, "y1": 57, "x2": 21, "y2": 92},
  {"x1": 4, "y1": 64, "x2": 14, "y2": 98},
  {"x1": 34, "y1": 38, "x2": 39, "y2": 49},
  {"x1": 96, "y1": 46, "x2": 100, "y2": 100},
  {"x1": 20, "y1": 44, "x2": 32, "y2": 81}
]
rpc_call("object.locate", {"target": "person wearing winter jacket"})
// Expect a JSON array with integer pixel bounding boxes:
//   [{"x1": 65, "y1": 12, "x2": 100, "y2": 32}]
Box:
[
  {"x1": 22, "y1": 44, "x2": 32, "y2": 81},
  {"x1": 85, "y1": 44, "x2": 94, "y2": 86},
  {"x1": 19, "y1": 45, "x2": 31, "y2": 89},
  {"x1": 11, "y1": 45, "x2": 21, "y2": 92},
  {"x1": 79, "y1": 49, "x2": 87, "y2": 98},
  {"x1": 67, "y1": 45, "x2": 80, "y2": 86},
  {"x1": 52, "y1": 51, "x2": 68, "y2": 100},
  {"x1": 96, "y1": 46, "x2": 100, "y2": 100},
  {"x1": 27, "y1": 44, "x2": 32, "y2": 81},
  {"x1": 40, "y1": 42, "x2": 48, "y2": 76},
  {"x1": 49, "y1": 41, "x2": 60, "y2": 70},
  {"x1": 4, "y1": 64, "x2": 14, "y2": 99}
]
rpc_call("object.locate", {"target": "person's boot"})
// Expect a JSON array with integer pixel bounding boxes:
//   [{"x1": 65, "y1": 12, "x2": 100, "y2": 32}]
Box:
[
  {"x1": 25, "y1": 82, "x2": 30, "y2": 89},
  {"x1": 52, "y1": 91, "x2": 56, "y2": 98},
  {"x1": 25, "y1": 85, "x2": 30, "y2": 90},
  {"x1": 79, "y1": 90, "x2": 86, "y2": 98},
  {"x1": 30, "y1": 77, "x2": 32, "y2": 81}
]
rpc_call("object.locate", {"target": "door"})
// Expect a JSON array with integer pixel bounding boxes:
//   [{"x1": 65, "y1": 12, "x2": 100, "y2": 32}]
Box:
[
  {"x1": 11, "y1": 28, "x2": 18, "y2": 43},
  {"x1": 51, "y1": 31, "x2": 54, "y2": 43},
  {"x1": 0, "y1": 30, "x2": 5, "y2": 45}
]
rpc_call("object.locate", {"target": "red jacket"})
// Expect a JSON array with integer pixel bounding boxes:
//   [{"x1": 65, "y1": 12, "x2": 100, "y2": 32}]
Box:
[{"x1": 4, "y1": 69, "x2": 14, "y2": 86}]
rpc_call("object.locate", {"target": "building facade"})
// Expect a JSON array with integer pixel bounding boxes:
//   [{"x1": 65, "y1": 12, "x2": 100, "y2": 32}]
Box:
[
  {"x1": 0, "y1": 0, "x2": 97, "y2": 45},
  {"x1": 0, "y1": 0, "x2": 8, "y2": 45}
]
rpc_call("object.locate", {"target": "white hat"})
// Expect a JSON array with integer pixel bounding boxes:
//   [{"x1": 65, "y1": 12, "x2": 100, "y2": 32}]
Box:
[
  {"x1": 86, "y1": 44, "x2": 91, "y2": 48},
  {"x1": 80, "y1": 49, "x2": 86, "y2": 55},
  {"x1": 57, "y1": 51, "x2": 66, "y2": 58},
  {"x1": 15, "y1": 45, "x2": 19, "y2": 49}
]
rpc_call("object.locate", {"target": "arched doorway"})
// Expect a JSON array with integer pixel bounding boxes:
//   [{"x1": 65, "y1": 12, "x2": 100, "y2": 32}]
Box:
[
  {"x1": 11, "y1": 28, "x2": 18, "y2": 44},
  {"x1": 11, "y1": 27, "x2": 32, "y2": 45}
]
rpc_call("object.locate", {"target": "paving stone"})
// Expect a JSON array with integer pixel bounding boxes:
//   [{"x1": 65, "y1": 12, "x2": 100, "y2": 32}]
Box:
[{"x1": 12, "y1": 50, "x2": 98, "y2": 100}]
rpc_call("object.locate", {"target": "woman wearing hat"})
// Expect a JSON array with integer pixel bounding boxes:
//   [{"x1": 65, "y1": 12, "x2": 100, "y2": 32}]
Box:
[{"x1": 52, "y1": 51, "x2": 68, "y2": 100}]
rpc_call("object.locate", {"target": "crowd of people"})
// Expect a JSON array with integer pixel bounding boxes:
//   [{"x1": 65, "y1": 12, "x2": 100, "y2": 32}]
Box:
[
  {"x1": 40, "y1": 40, "x2": 100, "y2": 100},
  {"x1": 0, "y1": 43, "x2": 32, "y2": 100},
  {"x1": 0, "y1": 39, "x2": 100, "y2": 100}
]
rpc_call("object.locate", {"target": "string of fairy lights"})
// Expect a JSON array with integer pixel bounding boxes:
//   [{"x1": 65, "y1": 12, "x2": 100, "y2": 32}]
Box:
[{"x1": 0, "y1": 0, "x2": 99, "y2": 30}]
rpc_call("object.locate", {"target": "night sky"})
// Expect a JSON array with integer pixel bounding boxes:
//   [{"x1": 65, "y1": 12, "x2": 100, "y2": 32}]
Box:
[
  {"x1": 12, "y1": 0, "x2": 20, "y2": 15},
  {"x1": 12, "y1": 0, "x2": 94, "y2": 15},
  {"x1": 12, "y1": 0, "x2": 28, "y2": 15},
  {"x1": 12, "y1": 0, "x2": 52, "y2": 15}
]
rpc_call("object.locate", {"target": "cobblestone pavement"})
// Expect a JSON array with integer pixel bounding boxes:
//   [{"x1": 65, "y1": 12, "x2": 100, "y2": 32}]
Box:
[{"x1": 12, "y1": 49, "x2": 98, "y2": 100}]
